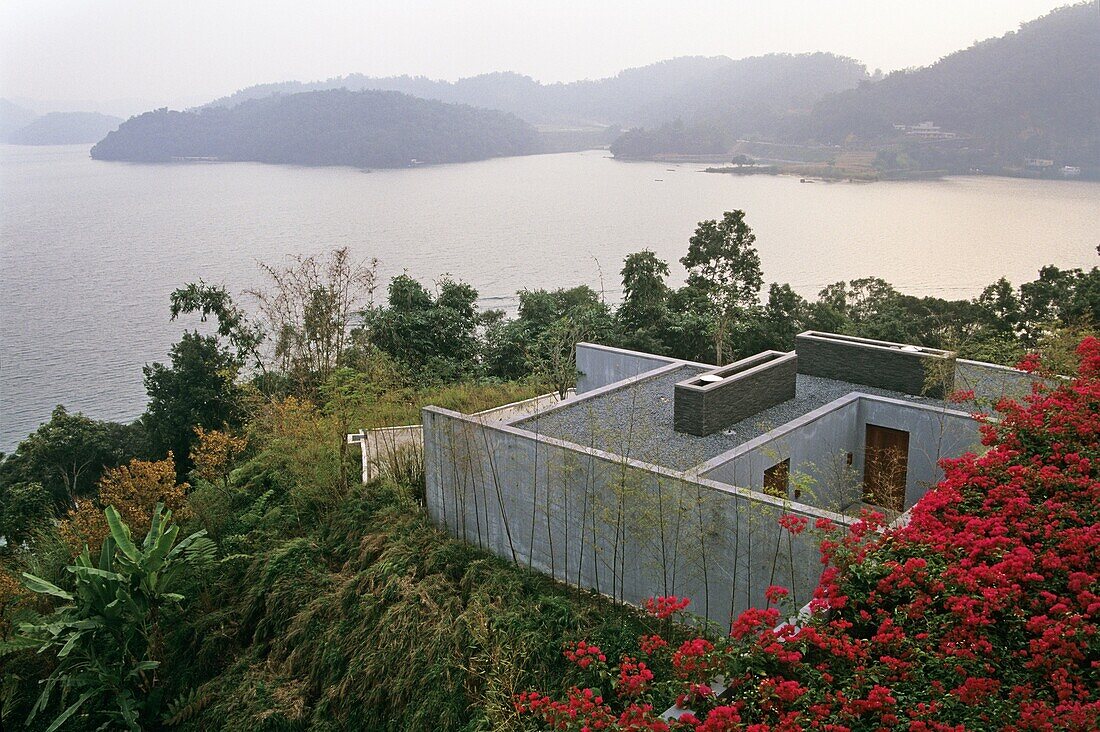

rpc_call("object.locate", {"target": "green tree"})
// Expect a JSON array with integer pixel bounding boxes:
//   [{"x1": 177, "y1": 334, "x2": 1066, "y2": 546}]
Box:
[
  {"x1": 365, "y1": 274, "x2": 484, "y2": 381},
  {"x1": 680, "y1": 210, "x2": 763, "y2": 364},
  {"x1": 618, "y1": 250, "x2": 670, "y2": 352},
  {"x1": 977, "y1": 277, "x2": 1020, "y2": 327},
  {"x1": 0, "y1": 482, "x2": 52, "y2": 548},
  {"x1": 0, "y1": 406, "x2": 138, "y2": 510},
  {"x1": 248, "y1": 247, "x2": 378, "y2": 391},
  {"x1": 3, "y1": 504, "x2": 214, "y2": 731},
  {"x1": 142, "y1": 332, "x2": 242, "y2": 478},
  {"x1": 744, "y1": 283, "x2": 809, "y2": 353},
  {"x1": 168, "y1": 280, "x2": 265, "y2": 371}
]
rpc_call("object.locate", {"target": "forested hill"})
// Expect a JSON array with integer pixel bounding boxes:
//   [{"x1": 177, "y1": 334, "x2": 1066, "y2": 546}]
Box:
[
  {"x1": 90, "y1": 89, "x2": 541, "y2": 167},
  {"x1": 203, "y1": 53, "x2": 868, "y2": 128},
  {"x1": 611, "y1": 3, "x2": 1099, "y2": 169},
  {"x1": 808, "y1": 2, "x2": 1100, "y2": 164}
]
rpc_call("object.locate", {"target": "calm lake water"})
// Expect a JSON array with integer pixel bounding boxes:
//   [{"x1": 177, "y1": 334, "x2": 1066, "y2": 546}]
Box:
[{"x1": 1, "y1": 144, "x2": 1098, "y2": 450}]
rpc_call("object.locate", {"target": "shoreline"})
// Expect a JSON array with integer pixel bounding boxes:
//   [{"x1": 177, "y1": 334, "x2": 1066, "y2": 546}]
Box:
[{"x1": 614, "y1": 153, "x2": 1097, "y2": 183}]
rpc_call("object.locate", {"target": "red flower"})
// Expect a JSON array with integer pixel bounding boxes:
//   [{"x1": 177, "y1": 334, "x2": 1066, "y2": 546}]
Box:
[
  {"x1": 564, "y1": 640, "x2": 607, "y2": 670},
  {"x1": 617, "y1": 656, "x2": 655, "y2": 698},
  {"x1": 644, "y1": 595, "x2": 691, "y2": 619},
  {"x1": 777, "y1": 513, "x2": 808, "y2": 535},
  {"x1": 764, "y1": 585, "x2": 789, "y2": 605},
  {"x1": 639, "y1": 634, "x2": 669, "y2": 655}
]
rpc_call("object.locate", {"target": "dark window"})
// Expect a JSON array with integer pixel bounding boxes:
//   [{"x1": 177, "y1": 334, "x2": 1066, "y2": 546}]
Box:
[{"x1": 764, "y1": 458, "x2": 790, "y2": 497}]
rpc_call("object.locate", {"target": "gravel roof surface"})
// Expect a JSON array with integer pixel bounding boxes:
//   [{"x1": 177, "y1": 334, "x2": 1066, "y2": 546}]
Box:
[{"x1": 514, "y1": 366, "x2": 962, "y2": 472}]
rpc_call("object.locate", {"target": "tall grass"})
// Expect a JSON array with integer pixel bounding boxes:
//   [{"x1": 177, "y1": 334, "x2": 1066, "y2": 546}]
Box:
[
  {"x1": 163, "y1": 479, "x2": 669, "y2": 731},
  {"x1": 353, "y1": 381, "x2": 548, "y2": 429}
]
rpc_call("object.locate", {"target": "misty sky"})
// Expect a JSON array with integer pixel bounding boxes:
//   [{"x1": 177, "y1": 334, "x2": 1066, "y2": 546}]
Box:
[{"x1": 1, "y1": 0, "x2": 1078, "y2": 112}]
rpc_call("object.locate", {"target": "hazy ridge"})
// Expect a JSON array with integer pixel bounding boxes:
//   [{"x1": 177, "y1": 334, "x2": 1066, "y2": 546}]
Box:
[
  {"x1": 90, "y1": 88, "x2": 540, "y2": 166},
  {"x1": 204, "y1": 53, "x2": 868, "y2": 128},
  {"x1": 615, "y1": 4, "x2": 1100, "y2": 174},
  {"x1": 77, "y1": 3, "x2": 1100, "y2": 175}
]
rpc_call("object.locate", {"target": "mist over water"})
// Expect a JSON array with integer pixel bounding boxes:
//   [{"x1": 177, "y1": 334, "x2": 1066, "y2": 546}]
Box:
[{"x1": 2, "y1": 144, "x2": 1097, "y2": 450}]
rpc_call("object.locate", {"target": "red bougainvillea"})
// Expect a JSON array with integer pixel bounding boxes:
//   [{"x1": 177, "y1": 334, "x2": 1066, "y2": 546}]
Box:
[
  {"x1": 645, "y1": 595, "x2": 693, "y2": 619},
  {"x1": 516, "y1": 339, "x2": 1100, "y2": 731}
]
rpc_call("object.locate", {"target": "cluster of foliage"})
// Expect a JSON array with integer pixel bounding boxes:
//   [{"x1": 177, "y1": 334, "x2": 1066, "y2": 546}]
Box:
[
  {"x1": 515, "y1": 338, "x2": 1100, "y2": 730},
  {"x1": 57, "y1": 457, "x2": 190, "y2": 555},
  {"x1": 90, "y1": 89, "x2": 541, "y2": 167},
  {"x1": 2, "y1": 505, "x2": 215, "y2": 731},
  {"x1": 362, "y1": 214, "x2": 1099, "y2": 381}
]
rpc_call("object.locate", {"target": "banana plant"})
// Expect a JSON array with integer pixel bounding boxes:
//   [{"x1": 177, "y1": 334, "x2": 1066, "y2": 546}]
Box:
[{"x1": 1, "y1": 503, "x2": 214, "y2": 732}]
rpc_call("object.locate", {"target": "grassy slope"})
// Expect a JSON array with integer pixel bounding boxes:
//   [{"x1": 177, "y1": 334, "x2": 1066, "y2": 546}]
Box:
[{"x1": 163, "y1": 479, "x2": 662, "y2": 731}]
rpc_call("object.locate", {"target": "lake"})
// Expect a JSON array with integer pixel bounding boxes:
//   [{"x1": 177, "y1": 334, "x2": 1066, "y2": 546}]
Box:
[{"x1": 1, "y1": 144, "x2": 1098, "y2": 450}]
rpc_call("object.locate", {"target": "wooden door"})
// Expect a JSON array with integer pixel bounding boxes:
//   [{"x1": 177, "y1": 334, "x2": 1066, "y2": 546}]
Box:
[{"x1": 863, "y1": 424, "x2": 909, "y2": 512}]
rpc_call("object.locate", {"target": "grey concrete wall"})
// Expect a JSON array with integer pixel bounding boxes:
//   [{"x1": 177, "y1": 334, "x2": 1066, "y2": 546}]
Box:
[
  {"x1": 423, "y1": 406, "x2": 855, "y2": 629},
  {"x1": 855, "y1": 397, "x2": 979, "y2": 510},
  {"x1": 575, "y1": 342, "x2": 690, "y2": 394},
  {"x1": 796, "y1": 332, "x2": 954, "y2": 398},
  {"x1": 697, "y1": 396, "x2": 862, "y2": 512},
  {"x1": 350, "y1": 391, "x2": 572, "y2": 483},
  {"x1": 674, "y1": 352, "x2": 797, "y2": 436},
  {"x1": 954, "y1": 359, "x2": 1049, "y2": 403},
  {"x1": 696, "y1": 395, "x2": 980, "y2": 514}
]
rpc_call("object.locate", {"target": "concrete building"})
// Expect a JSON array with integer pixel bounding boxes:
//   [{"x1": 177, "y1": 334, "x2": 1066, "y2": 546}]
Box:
[
  {"x1": 405, "y1": 332, "x2": 1040, "y2": 628},
  {"x1": 894, "y1": 121, "x2": 959, "y2": 140}
]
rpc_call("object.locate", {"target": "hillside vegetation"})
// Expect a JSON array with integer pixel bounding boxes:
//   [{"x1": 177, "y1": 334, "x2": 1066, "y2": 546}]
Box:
[
  {"x1": 2, "y1": 220, "x2": 1098, "y2": 729},
  {"x1": 613, "y1": 4, "x2": 1099, "y2": 172},
  {"x1": 90, "y1": 89, "x2": 540, "y2": 167},
  {"x1": 808, "y1": 2, "x2": 1100, "y2": 166}
]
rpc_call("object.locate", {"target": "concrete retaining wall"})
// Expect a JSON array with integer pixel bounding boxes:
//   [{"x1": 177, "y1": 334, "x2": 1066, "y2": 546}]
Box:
[
  {"x1": 697, "y1": 396, "x2": 862, "y2": 511},
  {"x1": 423, "y1": 406, "x2": 855, "y2": 628},
  {"x1": 796, "y1": 331, "x2": 955, "y2": 398},
  {"x1": 575, "y1": 342, "x2": 701, "y2": 394},
  {"x1": 954, "y1": 359, "x2": 1049, "y2": 403},
  {"x1": 855, "y1": 396, "x2": 979, "y2": 510},
  {"x1": 697, "y1": 395, "x2": 980, "y2": 514},
  {"x1": 674, "y1": 352, "x2": 797, "y2": 436}
]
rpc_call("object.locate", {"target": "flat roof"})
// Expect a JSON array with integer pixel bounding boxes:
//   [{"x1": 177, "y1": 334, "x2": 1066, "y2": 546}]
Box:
[{"x1": 514, "y1": 367, "x2": 960, "y2": 472}]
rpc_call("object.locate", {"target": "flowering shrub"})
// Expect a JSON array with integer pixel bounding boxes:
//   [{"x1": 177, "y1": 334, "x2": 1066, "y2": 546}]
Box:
[
  {"x1": 645, "y1": 595, "x2": 692, "y2": 620},
  {"x1": 517, "y1": 340, "x2": 1100, "y2": 731},
  {"x1": 564, "y1": 640, "x2": 608, "y2": 670}
]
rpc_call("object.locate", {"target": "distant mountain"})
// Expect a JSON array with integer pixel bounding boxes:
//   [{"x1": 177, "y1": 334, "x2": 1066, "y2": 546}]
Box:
[
  {"x1": 204, "y1": 54, "x2": 867, "y2": 128},
  {"x1": 0, "y1": 99, "x2": 39, "y2": 141},
  {"x1": 807, "y1": 3, "x2": 1099, "y2": 167},
  {"x1": 610, "y1": 53, "x2": 872, "y2": 157},
  {"x1": 90, "y1": 89, "x2": 540, "y2": 167},
  {"x1": 613, "y1": 3, "x2": 1099, "y2": 171},
  {"x1": 8, "y1": 112, "x2": 123, "y2": 145}
]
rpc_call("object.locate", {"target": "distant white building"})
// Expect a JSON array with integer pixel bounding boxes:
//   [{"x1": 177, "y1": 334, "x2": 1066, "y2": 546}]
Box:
[
  {"x1": 1062, "y1": 165, "x2": 1081, "y2": 177},
  {"x1": 894, "y1": 121, "x2": 958, "y2": 140},
  {"x1": 1025, "y1": 158, "x2": 1055, "y2": 168}
]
